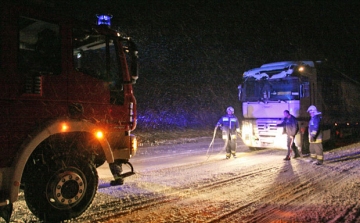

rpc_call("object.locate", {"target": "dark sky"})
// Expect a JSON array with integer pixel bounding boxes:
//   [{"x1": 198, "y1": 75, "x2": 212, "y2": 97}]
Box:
[
  {"x1": 43, "y1": 0, "x2": 360, "y2": 129},
  {"x1": 57, "y1": 0, "x2": 360, "y2": 80}
]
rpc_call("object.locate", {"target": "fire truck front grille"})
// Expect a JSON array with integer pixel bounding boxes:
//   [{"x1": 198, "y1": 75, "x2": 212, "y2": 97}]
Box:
[{"x1": 25, "y1": 75, "x2": 42, "y2": 94}]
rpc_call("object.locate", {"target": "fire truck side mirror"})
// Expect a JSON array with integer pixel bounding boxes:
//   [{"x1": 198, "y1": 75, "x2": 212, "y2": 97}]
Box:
[{"x1": 128, "y1": 39, "x2": 139, "y2": 84}]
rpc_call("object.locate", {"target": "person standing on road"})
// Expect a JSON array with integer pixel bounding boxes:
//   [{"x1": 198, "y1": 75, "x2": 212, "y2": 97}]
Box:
[
  {"x1": 216, "y1": 106, "x2": 241, "y2": 159},
  {"x1": 307, "y1": 105, "x2": 324, "y2": 165},
  {"x1": 277, "y1": 110, "x2": 301, "y2": 160}
]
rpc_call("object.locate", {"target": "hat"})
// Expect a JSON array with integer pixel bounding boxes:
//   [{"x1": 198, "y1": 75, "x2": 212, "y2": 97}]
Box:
[
  {"x1": 227, "y1": 106, "x2": 234, "y2": 113},
  {"x1": 307, "y1": 105, "x2": 317, "y2": 112}
]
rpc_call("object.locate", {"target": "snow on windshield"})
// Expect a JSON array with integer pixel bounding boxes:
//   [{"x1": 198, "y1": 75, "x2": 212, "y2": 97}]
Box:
[{"x1": 243, "y1": 61, "x2": 315, "y2": 80}]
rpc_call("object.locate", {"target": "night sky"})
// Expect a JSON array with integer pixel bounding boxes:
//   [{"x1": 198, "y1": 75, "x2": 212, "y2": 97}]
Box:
[
  {"x1": 60, "y1": 0, "x2": 360, "y2": 73},
  {"x1": 56, "y1": 0, "x2": 360, "y2": 129}
]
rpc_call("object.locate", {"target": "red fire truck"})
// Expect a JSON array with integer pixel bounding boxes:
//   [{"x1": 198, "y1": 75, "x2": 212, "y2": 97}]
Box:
[{"x1": 0, "y1": 2, "x2": 139, "y2": 222}]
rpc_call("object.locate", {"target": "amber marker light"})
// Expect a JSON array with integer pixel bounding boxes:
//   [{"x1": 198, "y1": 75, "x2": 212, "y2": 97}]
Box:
[
  {"x1": 95, "y1": 131, "x2": 104, "y2": 139},
  {"x1": 61, "y1": 123, "x2": 69, "y2": 132}
]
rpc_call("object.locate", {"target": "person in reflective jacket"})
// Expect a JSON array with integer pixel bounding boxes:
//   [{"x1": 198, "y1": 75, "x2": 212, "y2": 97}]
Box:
[
  {"x1": 277, "y1": 110, "x2": 301, "y2": 160},
  {"x1": 307, "y1": 105, "x2": 323, "y2": 165},
  {"x1": 216, "y1": 106, "x2": 241, "y2": 159}
]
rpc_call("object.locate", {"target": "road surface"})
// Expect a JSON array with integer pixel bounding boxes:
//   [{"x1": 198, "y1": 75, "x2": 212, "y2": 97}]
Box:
[{"x1": 9, "y1": 137, "x2": 360, "y2": 222}]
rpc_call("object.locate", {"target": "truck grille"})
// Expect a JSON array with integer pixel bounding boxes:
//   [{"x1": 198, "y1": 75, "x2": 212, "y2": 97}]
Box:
[
  {"x1": 256, "y1": 122, "x2": 279, "y2": 147},
  {"x1": 257, "y1": 123, "x2": 277, "y2": 131}
]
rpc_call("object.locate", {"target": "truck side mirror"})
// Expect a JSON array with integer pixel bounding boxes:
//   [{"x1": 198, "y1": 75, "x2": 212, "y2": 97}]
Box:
[
  {"x1": 238, "y1": 84, "x2": 242, "y2": 101},
  {"x1": 128, "y1": 39, "x2": 139, "y2": 84}
]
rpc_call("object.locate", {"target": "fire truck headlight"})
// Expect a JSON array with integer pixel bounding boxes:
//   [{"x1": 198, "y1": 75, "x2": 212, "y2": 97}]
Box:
[{"x1": 130, "y1": 135, "x2": 137, "y2": 157}]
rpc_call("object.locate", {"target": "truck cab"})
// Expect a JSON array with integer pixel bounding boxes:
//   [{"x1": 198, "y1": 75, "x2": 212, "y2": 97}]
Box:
[
  {"x1": 238, "y1": 61, "x2": 315, "y2": 150},
  {"x1": 239, "y1": 60, "x2": 360, "y2": 152},
  {"x1": 0, "y1": 2, "x2": 139, "y2": 222}
]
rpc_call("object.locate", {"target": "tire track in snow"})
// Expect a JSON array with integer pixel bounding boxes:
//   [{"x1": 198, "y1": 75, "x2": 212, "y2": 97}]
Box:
[
  {"x1": 221, "y1": 158, "x2": 360, "y2": 223},
  {"x1": 10, "y1": 145, "x2": 360, "y2": 222},
  {"x1": 79, "y1": 163, "x2": 283, "y2": 222}
]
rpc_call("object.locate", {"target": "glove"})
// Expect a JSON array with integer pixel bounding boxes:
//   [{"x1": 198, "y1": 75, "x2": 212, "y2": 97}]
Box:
[{"x1": 310, "y1": 136, "x2": 316, "y2": 142}]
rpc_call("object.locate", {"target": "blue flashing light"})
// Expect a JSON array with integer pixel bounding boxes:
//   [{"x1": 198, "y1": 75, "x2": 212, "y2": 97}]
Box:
[{"x1": 97, "y1": 14, "x2": 113, "y2": 27}]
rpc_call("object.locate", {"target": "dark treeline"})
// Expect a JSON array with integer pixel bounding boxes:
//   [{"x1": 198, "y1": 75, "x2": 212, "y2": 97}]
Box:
[{"x1": 57, "y1": 0, "x2": 360, "y2": 130}]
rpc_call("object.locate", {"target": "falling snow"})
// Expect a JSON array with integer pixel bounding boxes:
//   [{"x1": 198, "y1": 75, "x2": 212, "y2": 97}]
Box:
[{"x1": 8, "y1": 137, "x2": 360, "y2": 223}]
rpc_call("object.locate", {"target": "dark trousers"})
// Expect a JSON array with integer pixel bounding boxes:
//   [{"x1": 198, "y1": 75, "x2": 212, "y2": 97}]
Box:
[
  {"x1": 109, "y1": 160, "x2": 124, "y2": 180},
  {"x1": 310, "y1": 143, "x2": 323, "y2": 163},
  {"x1": 225, "y1": 137, "x2": 236, "y2": 157},
  {"x1": 286, "y1": 135, "x2": 301, "y2": 158}
]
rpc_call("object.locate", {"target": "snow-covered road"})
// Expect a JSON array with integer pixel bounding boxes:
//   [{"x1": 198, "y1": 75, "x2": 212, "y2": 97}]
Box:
[{"x1": 9, "y1": 138, "x2": 360, "y2": 222}]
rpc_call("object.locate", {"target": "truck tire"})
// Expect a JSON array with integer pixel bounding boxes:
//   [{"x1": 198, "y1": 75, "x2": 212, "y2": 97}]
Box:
[{"x1": 23, "y1": 155, "x2": 98, "y2": 222}]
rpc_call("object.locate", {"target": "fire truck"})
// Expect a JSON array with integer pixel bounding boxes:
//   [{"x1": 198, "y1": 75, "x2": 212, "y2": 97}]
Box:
[
  {"x1": 238, "y1": 61, "x2": 360, "y2": 152},
  {"x1": 0, "y1": 2, "x2": 139, "y2": 222}
]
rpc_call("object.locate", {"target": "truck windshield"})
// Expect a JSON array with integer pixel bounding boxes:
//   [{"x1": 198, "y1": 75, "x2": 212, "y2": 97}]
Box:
[
  {"x1": 73, "y1": 30, "x2": 120, "y2": 81},
  {"x1": 240, "y1": 77, "x2": 302, "y2": 102},
  {"x1": 72, "y1": 28, "x2": 124, "y2": 105}
]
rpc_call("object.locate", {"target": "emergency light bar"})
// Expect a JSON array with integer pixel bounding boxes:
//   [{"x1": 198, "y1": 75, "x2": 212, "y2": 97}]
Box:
[{"x1": 97, "y1": 14, "x2": 113, "y2": 27}]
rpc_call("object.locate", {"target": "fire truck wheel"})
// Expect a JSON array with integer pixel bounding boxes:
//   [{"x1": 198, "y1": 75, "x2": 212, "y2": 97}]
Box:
[{"x1": 23, "y1": 156, "x2": 98, "y2": 222}]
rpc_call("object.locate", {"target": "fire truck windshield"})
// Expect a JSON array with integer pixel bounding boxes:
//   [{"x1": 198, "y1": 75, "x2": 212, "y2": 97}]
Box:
[
  {"x1": 73, "y1": 31, "x2": 120, "y2": 80},
  {"x1": 73, "y1": 28, "x2": 126, "y2": 104}
]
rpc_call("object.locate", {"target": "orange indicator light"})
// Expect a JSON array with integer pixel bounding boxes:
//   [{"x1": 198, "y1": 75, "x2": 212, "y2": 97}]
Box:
[
  {"x1": 61, "y1": 123, "x2": 69, "y2": 131},
  {"x1": 95, "y1": 131, "x2": 104, "y2": 139}
]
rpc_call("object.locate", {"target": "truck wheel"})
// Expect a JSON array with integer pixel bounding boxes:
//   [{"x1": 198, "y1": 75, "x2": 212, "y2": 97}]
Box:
[{"x1": 23, "y1": 156, "x2": 98, "y2": 222}]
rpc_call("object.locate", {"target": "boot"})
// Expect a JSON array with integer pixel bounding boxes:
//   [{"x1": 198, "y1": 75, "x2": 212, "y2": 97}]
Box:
[
  {"x1": 231, "y1": 151, "x2": 236, "y2": 158},
  {"x1": 313, "y1": 159, "x2": 323, "y2": 165},
  {"x1": 226, "y1": 153, "x2": 231, "y2": 159},
  {"x1": 292, "y1": 146, "x2": 301, "y2": 158},
  {"x1": 110, "y1": 178, "x2": 124, "y2": 186},
  {"x1": 283, "y1": 156, "x2": 290, "y2": 161}
]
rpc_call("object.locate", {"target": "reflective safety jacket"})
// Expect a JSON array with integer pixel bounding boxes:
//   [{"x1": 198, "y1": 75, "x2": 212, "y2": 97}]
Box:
[
  {"x1": 309, "y1": 113, "x2": 322, "y2": 143},
  {"x1": 217, "y1": 114, "x2": 240, "y2": 140}
]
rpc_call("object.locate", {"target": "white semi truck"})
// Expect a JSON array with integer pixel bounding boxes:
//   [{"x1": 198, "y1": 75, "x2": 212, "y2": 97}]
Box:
[{"x1": 238, "y1": 61, "x2": 360, "y2": 153}]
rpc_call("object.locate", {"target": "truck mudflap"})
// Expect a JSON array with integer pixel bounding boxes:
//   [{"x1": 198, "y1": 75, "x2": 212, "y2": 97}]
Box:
[{"x1": 0, "y1": 203, "x2": 12, "y2": 223}]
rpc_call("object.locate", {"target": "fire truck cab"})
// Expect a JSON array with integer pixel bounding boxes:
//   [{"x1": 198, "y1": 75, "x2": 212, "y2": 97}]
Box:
[{"x1": 0, "y1": 2, "x2": 139, "y2": 222}]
